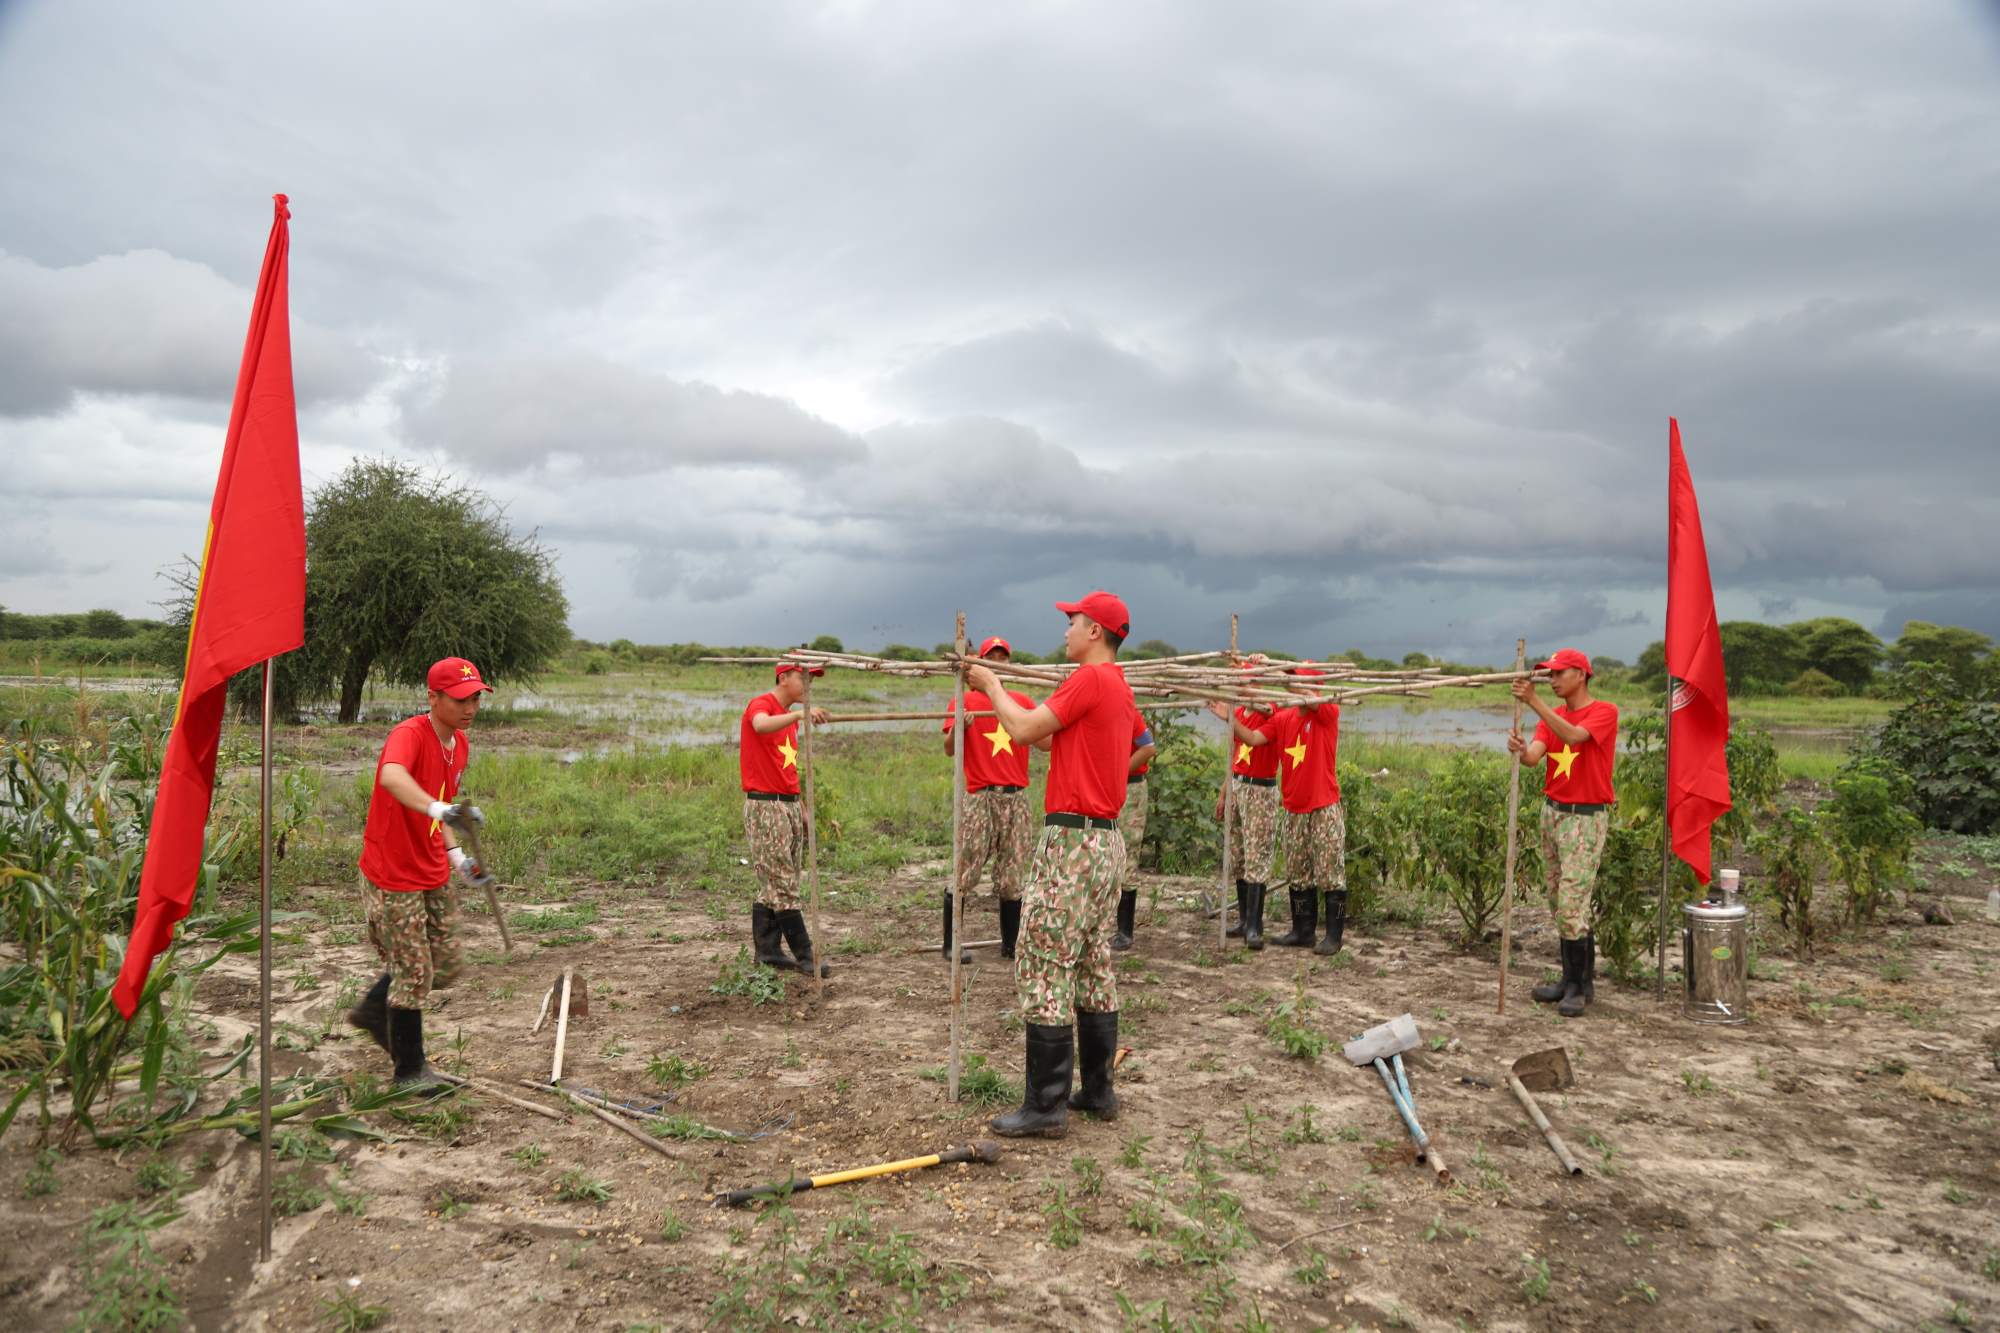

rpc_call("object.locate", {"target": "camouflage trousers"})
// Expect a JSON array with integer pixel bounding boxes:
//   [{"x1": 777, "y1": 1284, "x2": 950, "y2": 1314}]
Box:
[
  {"x1": 1017, "y1": 825, "x2": 1127, "y2": 1026},
  {"x1": 1225, "y1": 780, "x2": 1279, "y2": 883},
  {"x1": 957, "y1": 787, "x2": 1033, "y2": 902},
  {"x1": 362, "y1": 878, "x2": 460, "y2": 1010},
  {"x1": 1115, "y1": 782, "x2": 1148, "y2": 890},
  {"x1": 1540, "y1": 803, "x2": 1610, "y2": 940},
  {"x1": 744, "y1": 797, "x2": 805, "y2": 911},
  {"x1": 1283, "y1": 803, "x2": 1346, "y2": 890}
]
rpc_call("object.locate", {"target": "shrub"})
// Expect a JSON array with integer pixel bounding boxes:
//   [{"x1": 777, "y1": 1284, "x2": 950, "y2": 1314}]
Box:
[
  {"x1": 1143, "y1": 713, "x2": 1224, "y2": 874},
  {"x1": 1821, "y1": 756, "x2": 1921, "y2": 923},
  {"x1": 1407, "y1": 754, "x2": 1540, "y2": 944},
  {"x1": 1873, "y1": 664, "x2": 2000, "y2": 833},
  {"x1": 1749, "y1": 807, "x2": 1824, "y2": 958},
  {"x1": 1787, "y1": 668, "x2": 1842, "y2": 698}
]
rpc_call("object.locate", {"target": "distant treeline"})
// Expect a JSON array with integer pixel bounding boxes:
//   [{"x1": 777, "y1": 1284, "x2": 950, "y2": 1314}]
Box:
[{"x1": 0, "y1": 606, "x2": 181, "y2": 670}]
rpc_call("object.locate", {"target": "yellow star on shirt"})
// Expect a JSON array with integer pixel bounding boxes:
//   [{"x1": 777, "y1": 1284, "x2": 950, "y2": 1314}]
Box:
[
  {"x1": 427, "y1": 781, "x2": 448, "y2": 837},
  {"x1": 986, "y1": 724, "x2": 1015, "y2": 757},
  {"x1": 777, "y1": 736, "x2": 798, "y2": 770},
  {"x1": 1236, "y1": 741, "x2": 1253, "y2": 766},
  {"x1": 1549, "y1": 745, "x2": 1580, "y2": 780},
  {"x1": 1285, "y1": 737, "x2": 1308, "y2": 769}
]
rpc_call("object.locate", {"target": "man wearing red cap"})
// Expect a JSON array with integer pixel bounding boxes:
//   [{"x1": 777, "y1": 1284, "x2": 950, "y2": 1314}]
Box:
[
  {"x1": 740, "y1": 663, "x2": 833, "y2": 977},
  {"x1": 966, "y1": 591, "x2": 1138, "y2": 1138},
  {"x1": 1509, "y1": 648, "x2": 1618, "y2": 1018},
  {"x1": 347, "y1": 657, "x2": 497, "y2": 1089},
  {"x1": 943, "y1": 636, "x2": 1041, "y2": 961},
  {"x1": 1212, "y1": 659, "x2": 1280, "y2": 949},
  {"x1": 1213, "y1": 666, "x2": 1347, "y2": 955},
  {"x1": 1108, "y1": 710, "x2": 1157, "y2": 951}
]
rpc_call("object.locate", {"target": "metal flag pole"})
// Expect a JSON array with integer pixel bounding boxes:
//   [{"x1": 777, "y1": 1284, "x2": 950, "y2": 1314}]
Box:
[
  {"x1": 1498, "y1": 638, "x2": 1525, "y2": 1014},
  {"x1": 1218, "y1": 614, "x2": 1237, "y2": 950},
  {"x1": 947, "y1": 612, "x2": 967, "y2": 1102},
  {"x1": 1657, "y1": 674, "x2": 1674, "y2": 1002},
  {"x1": 258, "y1": 659, "x2": 274, "y2": 1261}
]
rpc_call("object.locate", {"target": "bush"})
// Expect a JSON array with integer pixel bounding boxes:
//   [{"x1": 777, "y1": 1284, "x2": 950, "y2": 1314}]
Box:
[
  {"x1": 1141, "y1": 713, "x2": 1223, "y2": 874},
  {"x1": 1873, "y1": 663, "x2": 2000, "y2": 833},
  {"x1": 1821, "y1": 756, "x2": 1921, "y2": 923},
  {"x1": 1787, "y1": 668, "x2": 1842, "y2": 698},
  {"x1": 1406, "y1": 754, "x2": 1540, "y2": 944},
  {"x1": 1750, "y1": 807, "x2": 1823, "y2": 958}
]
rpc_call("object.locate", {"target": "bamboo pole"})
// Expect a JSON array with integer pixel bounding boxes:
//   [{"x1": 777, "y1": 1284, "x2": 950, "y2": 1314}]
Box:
[
  {"x1": 1657, "y1": 676, "x2": 1674, "y2": 1002},
  {"x1": 816, "y1": 699, "x2": 1202, "y2": 725},
  {"x1": 803, "y1": 669, "x2": 824, "y2": 1003},
  {"x1": 1498, "y1": 638, "x2": 1525, "y2": 1016},
  {"x1": 550, "y1": 967, "x2": 574, "y2": 1083},
  {"x1": 434, "y1": 1071, "x2": 566, "y2": 1120},
  {"x1": 257, "y1": 659, "x2": 274, "y2": 1262},
  {"x1": 947, "y1": 612, "x2": 966, "y2": 1103},
  {"x1": 1218, "y1": 614, "x2": 1237, "y2": 950}
]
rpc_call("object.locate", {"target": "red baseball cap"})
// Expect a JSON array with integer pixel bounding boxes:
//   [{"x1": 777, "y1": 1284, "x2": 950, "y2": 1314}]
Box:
[
  {"x1": 1535, "y1": 648, "x2": 1593, "y2": 677},
  {"x1": 978, "y1": 636, "x2": 1012, "y2": 657},
  {"x1": 427, "y1": 657, "x2": 494, "y2": 699},
  {"x1": 774, "y1": 662, "x2": 826, "y2": 681},
  {"x1": 1055, "y1": 591, "x2": 1131, "y2": 639}
]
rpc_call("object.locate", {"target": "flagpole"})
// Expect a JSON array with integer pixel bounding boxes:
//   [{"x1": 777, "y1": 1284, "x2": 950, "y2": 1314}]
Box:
[
  {"x1": 1657, "y1": 674, "x2": 1673, "y2": 1003},
  {"x1": 258, "y1": 658, "x2": 274, "y2": 1261},
  {"x1": 1218, "y1": 613, "x2": 1236, "y2": 951}
]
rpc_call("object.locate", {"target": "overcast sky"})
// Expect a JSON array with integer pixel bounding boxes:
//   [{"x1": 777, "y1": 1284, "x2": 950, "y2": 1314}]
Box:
[{"x1": 3, "y1": 0, "x2": 1998, "y2": 663}]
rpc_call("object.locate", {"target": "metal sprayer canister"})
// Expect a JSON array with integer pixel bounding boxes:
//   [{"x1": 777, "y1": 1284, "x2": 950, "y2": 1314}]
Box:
[{"x1": 1683, "y1": 900, "x2": 1750, "y2": 1025}]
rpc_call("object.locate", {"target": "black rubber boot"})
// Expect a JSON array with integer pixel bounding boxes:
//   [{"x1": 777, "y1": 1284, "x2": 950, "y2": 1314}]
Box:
[
  {"x1": 1556, "y1": 938, "x2": 1588, "y2": 1018},
  {"x1": 941, "y1": 893, "x2": 972, "y2": 964},
  {"x1": 1531, "y1": 942, "x2": 1569, "y2": 1004},
  {"x1": 1315, "y1": 890, "x2": 1348, "y2": 956},
  {"x1": 347, "y1": 972, "x2": 391, "y2": 1053},
  {"x1": 388, "y1": 1007, "x2": 448, "y2": 1091},
  {"x1": 1226, "y1": 879, "x2": 1248, "y2": 938},
  {"x1": 999, "y1": 900, "x2": 1022, "y2": 959},
  {"x1": 1067, "y1": 1011, "x2": 1119, "y2": 1119},
  {"x1": 1274, "y1": 887, "x2": 1317, "y2": 947},
  {"x1": 1110, "y1": 889, "x2": 1137, "y2": 951},
  {"x1": 1580, "y1": 932, "x2": 1597, "y2": 1002},
  {"x1": 777, "y1": 910, "x2": 832, "y2": 978},
  {"x1": 991, "y1": 1023, "x2": 1073, "y2": 1138},
  {"x1": 752, "y1": 903, "x2": 792, "y2": 970},
  {"x1": 1243, "y1": 882, "x2": 1266, "y2": 951}
]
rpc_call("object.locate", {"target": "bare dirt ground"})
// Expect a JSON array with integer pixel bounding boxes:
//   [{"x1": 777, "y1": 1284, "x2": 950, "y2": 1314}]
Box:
[{"x1": 5, "y1": 861, "x2": 1999, "y2": 1332}]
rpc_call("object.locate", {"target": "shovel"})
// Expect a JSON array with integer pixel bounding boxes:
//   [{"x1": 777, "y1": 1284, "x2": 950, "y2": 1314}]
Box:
[{"x1": 1507, "y1": 1047, "x2": 1582, "y2": 1176}]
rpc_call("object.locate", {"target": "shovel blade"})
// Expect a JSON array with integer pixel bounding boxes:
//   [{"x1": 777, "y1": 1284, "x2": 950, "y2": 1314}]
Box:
[
  {"x1": 1511, "y1": 1046, "x2": 1573, "y2": 1093},
  {"x1": 549, "y1": 973, "x2": 591, "y2": 1020}
]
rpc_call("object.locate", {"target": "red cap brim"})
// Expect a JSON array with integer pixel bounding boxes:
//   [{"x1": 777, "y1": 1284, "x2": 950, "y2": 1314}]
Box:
[{"x1": 441, "y1": 681, "x2": 493, "y2": 699}]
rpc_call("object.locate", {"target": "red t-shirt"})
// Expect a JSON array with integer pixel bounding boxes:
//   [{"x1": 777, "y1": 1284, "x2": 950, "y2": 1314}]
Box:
[
  {"x1": 1231, "y1": 707, "x2": 1281, "y2": 780},
  {"x1": 1534, "y1": 699, "x2": 1619, "y2": 804},
  {"x1": 739, "y1": 693, "x2": 802, "y2": 795},
  {"x1": 1042, "y1": 661, "x2": 1139, "y2": 819},
  {"x1": 358, "y1": 714, "x2": 470, "y2": 892},
  {"x1": 1268, "y1": 703, "x2": 1341, "y2": 814},
  {"x1": 945, "y1": 689, "x2": 1036, "y2": 792},
  {"x1": 1130, "y1": 712, "x2": 1153, "y2": 777}
]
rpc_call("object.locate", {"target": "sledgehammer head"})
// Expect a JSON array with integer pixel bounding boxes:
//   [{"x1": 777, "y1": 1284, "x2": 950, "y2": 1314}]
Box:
[{"x1": 1343, "y1": 1013, "x2": 1422, "y2": 1066}]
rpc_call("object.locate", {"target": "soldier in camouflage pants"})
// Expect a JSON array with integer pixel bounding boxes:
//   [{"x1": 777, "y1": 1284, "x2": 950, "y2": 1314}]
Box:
[
  {"x1": 1284, "y1": 804, "x2": 1346, "y2": 892},
  {"x1": 362, "y1": 878, "x2": 460, "y2": 1010},
  {"x1": 1017, "y1": 826, "x2": 1127, "y2": 1027},
  {"x1": 959, "y1": 787, "x2": 1033, "y2": 903},
  {"x1": 1539, "y1": 804, "x2": 1609, "y2": 941},
  {"x1": 1226, "y1": 781, "x2": 1278, "y2": 884},
  {"x1": 744, "y1": 796, "x2": 806, "y2": 912}
]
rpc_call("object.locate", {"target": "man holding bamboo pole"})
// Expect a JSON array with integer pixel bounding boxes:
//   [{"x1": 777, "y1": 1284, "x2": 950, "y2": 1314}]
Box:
[
  {"x1": 966, "y1": 592, "x2": 1138, "y2": 1139},
  {"x1": 1212, "y1": 660, "x2": 1280, "y2": 950},
  {"x1": 943, "y1": 635, "x2": 1042, "y2": 961},
  {"x1": 739, "y1": 663, "x2": 833, "y2": 977},
  {"x1": 1508, "y1": 648, "x2": 1618, "y2": 1018},
  {"x1": 349, "y1": 658, "x2": 496, "y2": 1089}
]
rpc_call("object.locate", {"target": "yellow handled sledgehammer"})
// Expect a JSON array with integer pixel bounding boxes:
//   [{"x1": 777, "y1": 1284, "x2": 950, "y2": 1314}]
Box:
[{"x1": 714, "y1": 1141, "x2": 1002, "y2": 1207}]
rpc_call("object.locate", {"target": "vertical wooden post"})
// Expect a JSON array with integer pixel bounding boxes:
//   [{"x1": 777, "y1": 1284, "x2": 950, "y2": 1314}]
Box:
[
  {"x1": 1498, "y1": 638, "x2": 1525, "y2": 1015},
  {"x1": 947, "y1": 612, "x2": 967, "y2": 1102},
  {"x1": 1219, "y1": 613, "x2": 1237, "y2": 949},
  {"x1": 801, "y1": 664, "x2": 824, "y2": 1004},
  {"x1": 1657, "y1": 675, "x2": 1674, "y2": 1002}
]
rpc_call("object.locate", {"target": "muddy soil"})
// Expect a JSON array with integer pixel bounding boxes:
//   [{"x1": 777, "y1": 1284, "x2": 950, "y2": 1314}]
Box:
[{"x1": 4, "y1": 866, "x2": 1998, "y2": 1332}]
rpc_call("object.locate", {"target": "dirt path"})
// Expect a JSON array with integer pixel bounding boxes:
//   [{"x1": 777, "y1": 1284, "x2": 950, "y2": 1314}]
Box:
[{"x1": 4, "y1": 871, "x2": 1998, "y2": 1331}]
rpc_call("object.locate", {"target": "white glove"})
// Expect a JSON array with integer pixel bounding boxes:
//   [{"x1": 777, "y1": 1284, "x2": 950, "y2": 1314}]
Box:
[{"x1": 448, "y1": 846, "x2": 495, "y2": 890}]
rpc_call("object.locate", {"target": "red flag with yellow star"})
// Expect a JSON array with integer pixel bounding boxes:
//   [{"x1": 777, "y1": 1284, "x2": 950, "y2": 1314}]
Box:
[
  {"x1": 114, "y1": 195, "x2": 305, "y2": 1018},
  {"x1": 1665, "y1": 418, "x2": 1732, "y2": 885}
]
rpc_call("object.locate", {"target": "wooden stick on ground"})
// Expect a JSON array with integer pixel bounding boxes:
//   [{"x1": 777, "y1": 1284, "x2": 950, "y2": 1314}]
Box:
[
  {"x1": 517, "y1": 1080, "x2": 674, "y2": 1123},
  {"x1": 550, "y1": 1086, "x2": 676, "y2": 1159},
  {"x1": 550, "y1": 967, "x2": 575, "y2": 1083},
  {"x1": 1498, "y1": 637, "x2": 1526, "y2": 1016},
  {"x1": 802, "y1": 667, "x2": 825, "y2": 1003},
  {"x1": 911, "y1": 937, "x2": 1000, "y2": 954},
  {"x1": 434, "y1": 1071, "x2": 566, "y2": 1121},
  {"x1": 531, "y1": 982, "x2": 555, "y2": 1036},
  {"x1": 947, "y1": 611, "x2": 967, "y2": 1103}
]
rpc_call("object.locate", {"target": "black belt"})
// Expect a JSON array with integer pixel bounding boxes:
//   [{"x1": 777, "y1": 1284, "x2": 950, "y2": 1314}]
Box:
[
  {"x1": 1045, "y1": 813, "x2": 1119, "y2": 831},
  {"x1": 1547, "y1": 799, "x2": 1609, "y2": 815},
  {"x1": 745, "y1": 791, "x2": 799, "y2": 803},
  {"x1": 1128, "y1": 772, "x2": 1147, "y2": 783},
  {"x1": 977, "y1": 784, "x2": 1027, "y2": 795},
  {"x1": 1233, "y1": 774, "x2": 1276, "y2": 788}
]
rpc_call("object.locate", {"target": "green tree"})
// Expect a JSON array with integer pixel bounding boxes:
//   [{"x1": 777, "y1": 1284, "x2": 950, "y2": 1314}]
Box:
[
  {"x1": 1788, "y1": 617, "x2": 1882, "y2": 692},
  {"x1": 1630, "y1": 640, "x2": 1667, "y2": 691},
  {"x1": 1129, "y1": 639, "x2": 1180, "y2": 661},
  {"x1": 180, "y1": 459, "x2": 569, "y2": 722},
  {"x1": 81, "y1": 608, "x2": 132, "y2": 639},
  {"x1": 1889, "y1": 621, "x2": 1992, "y2": 690},
  {"x1": 1717, "y1": 621, "x2": 1802, "y2": 694},
  {"x1": 809, "y1": 635, "x2": 844, "y2": 653}
]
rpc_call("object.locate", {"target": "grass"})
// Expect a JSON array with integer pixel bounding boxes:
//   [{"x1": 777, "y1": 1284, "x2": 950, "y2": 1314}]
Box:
[
  {"x1": 916, "y1": 1053, "x2": 1019, "y2": 1109},
  {"x1": 555, "y1": 1169, "x2": 614, "y2": 1203},
  {"x1": 74, "y1": 1200, "x2": 184, "y2": 1332},
  {"x1": 319, "y1": 1291, "x2": 390, "y2": 1331}
]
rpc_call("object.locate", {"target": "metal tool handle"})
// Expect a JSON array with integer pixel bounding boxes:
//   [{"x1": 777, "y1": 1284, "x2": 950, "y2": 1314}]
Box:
[
  {"x1": 1374, "y1": 1057, "x2": 1430, "y2": 1151},
  {"x1": 455, "y1": 809, "x2": 511, "y2": 952},
  {"x1": 1508, "y1": 1075, "x2": 1583, "y2": 1176},
  {"x1": 717, "y1": 1177, "x2": 812, "y2": 1208}
]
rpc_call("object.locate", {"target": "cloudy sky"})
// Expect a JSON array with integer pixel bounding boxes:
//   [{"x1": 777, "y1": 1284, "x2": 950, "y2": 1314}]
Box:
[{"x1": 3, "y1": 1, "x2": 1998, "y2": 663}]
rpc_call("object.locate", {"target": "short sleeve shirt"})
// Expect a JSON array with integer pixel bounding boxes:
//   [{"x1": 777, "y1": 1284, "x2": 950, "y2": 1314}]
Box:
[
  {"x1": 739, "y1": 692, "x2": 802, "y2": 795},
  {"x1": 948, "y1": 689, "x2": 1036, "y2": 792},
  {"x1": 1534, "y1": 699, "x2": 1619, "y2": 804},
  {"x1": 1131, "y1": 713, "x2": 1153, "y2": 777},
  {"x1": 1232, "y1": 707, "x2": 1281, "y2": 780},
  {"x1": 358, "y1": 714, "x2": 469, "y2": 892},
  {"x1": 1043, "y1": 662, "x2": 1139, "y2": 819},
  {"x1": 1269, "y1": 703, "x2": 1341, "y2": 814}
]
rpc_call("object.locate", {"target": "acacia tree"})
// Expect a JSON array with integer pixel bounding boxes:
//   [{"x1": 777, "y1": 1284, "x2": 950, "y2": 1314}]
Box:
[{"x1": 173, "y1": 459, "x2": 570, "y2": 721}]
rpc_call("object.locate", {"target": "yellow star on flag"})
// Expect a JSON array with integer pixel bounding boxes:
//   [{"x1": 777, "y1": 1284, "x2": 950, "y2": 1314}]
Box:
[
  {"x1": 777, "y1": 736, "x2": 798, "y2": 770},
  {"x1": 1549, "y1": 745, "x2": 1580, "y2": 780},
  {"x1": 986, "y1": 724, "x2": 1014, "y2": 757},
  {"x1": 1236, "y1": 742, "x2": 1253, "y2": 766},
  {"x1": 1285, "y1": 737, "x2": 1308, "y2": 769}
]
